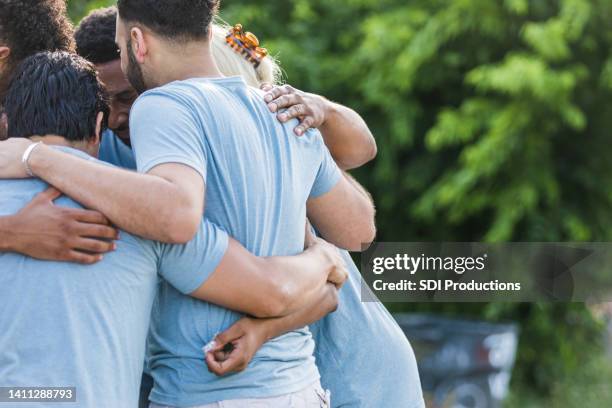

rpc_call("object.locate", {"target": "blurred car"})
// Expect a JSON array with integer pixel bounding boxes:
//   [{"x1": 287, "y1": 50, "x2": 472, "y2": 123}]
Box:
[{"x1": 394, "y1": 314, "x2": 519, "y2": 408}]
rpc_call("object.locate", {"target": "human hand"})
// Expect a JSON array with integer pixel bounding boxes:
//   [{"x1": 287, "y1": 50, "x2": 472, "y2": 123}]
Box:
[
  {"x1": 10, "y1": 187, "x2": 119, "y2": 264},
  {"x1": 307, "y1": 236, "x2": 348, "y2": 289},
  {"x1": 205, "y1": 317, "x2": 268, "y2": 376},
  {"x1": 262, "y1": 84, "x2": 329, "y2": 136}
]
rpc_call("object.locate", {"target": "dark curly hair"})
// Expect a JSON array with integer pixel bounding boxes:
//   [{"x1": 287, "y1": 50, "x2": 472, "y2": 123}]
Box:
[
  {"x1": 75, "y1": 6, "x2": 119, "y2": 64},
  {"x1": 117, "y1": 0, "x2": 219, "y2": 40},
  {"x1": 0, "y1": 0, "x2": 75, "y2": 65},
  {"x1": 5, "y1": 51, "x2": 109, "y2": 142}
]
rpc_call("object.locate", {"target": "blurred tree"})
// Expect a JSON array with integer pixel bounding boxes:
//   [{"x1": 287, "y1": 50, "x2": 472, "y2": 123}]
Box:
[
  {"x1": 218, "y1": 0, "x2": 610, "y2": 395},
  {"x1": 67, "y1": 0, "x2": 610, "y2": 397},
  {"x1": 67, "y1": 0, "x2": 113, "y2": 21}
]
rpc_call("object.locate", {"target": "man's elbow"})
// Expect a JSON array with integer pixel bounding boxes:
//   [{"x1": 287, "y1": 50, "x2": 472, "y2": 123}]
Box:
[
  {"x1": 365, "y1": 138, "x2": 378, "y2": 164},
  {"x1": 345, "y1": 204, "x2": 377, "y2": 251},
  {"x1": 345, "y1": 223, "x2": 377, "y2": 252},
  {"x1": 160, "y1": 207, "x2": 201, "y2": 244}
]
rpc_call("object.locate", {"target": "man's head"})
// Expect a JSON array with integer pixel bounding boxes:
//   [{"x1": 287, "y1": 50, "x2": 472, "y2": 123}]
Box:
[
  {"x1": 116, "y1": 0, "x2": 220, "y2": 93},
  {"x1": 75, "y1": 6, "x2": 136, "y2": 145},
  {"x1": 3, "y1": 51, "x2": 108, "y2": 157},
  {"x1": 0, "y1": 0, "x2": 74, "y2": 99}
]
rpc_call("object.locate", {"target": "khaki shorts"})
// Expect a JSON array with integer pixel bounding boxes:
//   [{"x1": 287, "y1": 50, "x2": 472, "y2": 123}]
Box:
[{"x1": 149, "y1": 382, "x2": 331, "y2": 408}]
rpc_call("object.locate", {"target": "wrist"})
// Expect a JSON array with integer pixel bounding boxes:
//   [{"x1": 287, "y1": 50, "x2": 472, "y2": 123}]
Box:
[
  {"x1": 0, "y1": 215, "x2": 19, "y2": 251},
  {"x1": 28, "y1": 143, "x2": 52, "y2": 177},
  {"x1": 245, "y1": 317, "x2": 274, "y2": 343},
  {"x1": 319, "y1": 98, "x2": 337, "y2": 131}
]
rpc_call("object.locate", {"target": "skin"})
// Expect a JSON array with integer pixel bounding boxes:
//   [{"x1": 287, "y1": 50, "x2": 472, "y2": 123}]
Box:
[
  {"x1": 0, "y1": 19, "x2": 376, "y2": 373},
  {"x1": 0, "y1": 42, "x2": 118, "y2": 263},
  {"x1": 1, "y1": 37, "x2": 378, "y2": 261},
  {"x1": 0, "y1": 19, "x2": 375, "y2": 246},
  {"x1": 0, "y1": 45, "x2": 12, "y2": 141},
  {"x1": 6, "y1": 130, "x2": 347, "y2": 321},
  {"x1": 262, "y1": 84, "x2": 377, "y2": 171},
  {"x1": 96, "y1": 59, "x2": 137, "y2": 146}
]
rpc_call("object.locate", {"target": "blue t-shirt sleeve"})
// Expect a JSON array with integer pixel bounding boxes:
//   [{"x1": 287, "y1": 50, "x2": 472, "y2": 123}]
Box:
[
  {"x1": 309, "y1": 139, "x2": 342, "y2": 198},
  {"x1": 130, "y1": 92, "x2": 207, "y2": 181},
  {"x1": 156, "y1": 219, "x2": 229, "y2": 294}
]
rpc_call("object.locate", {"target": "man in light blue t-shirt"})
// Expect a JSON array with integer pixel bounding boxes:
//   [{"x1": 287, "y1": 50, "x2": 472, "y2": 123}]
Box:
[
  {"x1": 0, "y1": 51, "x2": 347, "y2": 407},
  {"x1": 0, "y1": 2, "x2": 376, "y2": 407},
  {"x1": 73, "y1": 7, "x2": 423, "y2": 407}
]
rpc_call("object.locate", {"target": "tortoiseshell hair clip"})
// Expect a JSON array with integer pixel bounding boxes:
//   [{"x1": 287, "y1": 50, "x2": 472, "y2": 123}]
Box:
[{"x1": 226, "y1": 24, "x2": 269, "y2": 68}]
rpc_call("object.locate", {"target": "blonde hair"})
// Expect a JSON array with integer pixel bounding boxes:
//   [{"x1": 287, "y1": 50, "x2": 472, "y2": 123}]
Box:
[{"x1": 211, "y1": 22, "x2": 282, "y2": 87}]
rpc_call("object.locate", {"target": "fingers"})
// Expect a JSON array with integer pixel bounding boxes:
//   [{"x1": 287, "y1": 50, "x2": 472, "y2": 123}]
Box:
[
  {"x1": 260, "y1": 82, "x2": 273, "y2": 92},
  {"x1": 65, "y1": 250, "x2": 104, "y2": 265},
  {"x1": 278, "y1": 103, "x2": 307, "y2": 122},
  {"x1": 66, "y1": 208, "x2": 111, "y2": 225},
  {"x1": 268, "y1": 93, "x2": 302, "y2": 114},
  {"x1": 72, "y1": 238, "x2": 116, "y2": 254},
  {"x1": 205, "y1": 347, "x2": 248, "y2": 376},
  {"x1": 294, "y1": 116, "x2": 315, "y2": 136},
  {"x1": 74, "y1": 222, "x2": 120, "y2": 240},
  {"x1": 214, "y1": 323, "x2": 245, "y2": 347},
  {"x1": 264, "y1": 84, "x2": 295, "y2": 104},
  {"x1": 35, "y1": 187, "x2": 62, "y2": 203}
]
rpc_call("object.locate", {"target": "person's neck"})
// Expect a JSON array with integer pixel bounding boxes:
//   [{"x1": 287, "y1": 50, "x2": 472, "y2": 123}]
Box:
[
  {"x1": 153, "y1": 42, "x2": 223, "y2": 86},
  {"x1": 29, "y1": 135, "x2": 92, "y2": 156}
]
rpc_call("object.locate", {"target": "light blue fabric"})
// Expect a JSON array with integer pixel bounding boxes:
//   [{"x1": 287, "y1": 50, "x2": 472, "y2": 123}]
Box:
[
  {"x1": 105, "y1": 78, "x2": 424, "y2": 407},
  {"x1": 310, "y1": 250, "x2": 426, "y2": 408},
  {"x1": 99, "y1": 129, "x2": 137, "y2": 170},
  {"x1": 0, "y1": 147, "x2": 228, "y2": 408},
  {"x1": 129, "y1": 76, "x2": 342, "y2": 407}
]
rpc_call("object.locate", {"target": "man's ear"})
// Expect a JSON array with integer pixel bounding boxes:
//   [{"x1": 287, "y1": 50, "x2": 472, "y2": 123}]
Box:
[
  {"x1": 130, "y1": 27, "x2": 148, "y2": 64},
  {"x1": 0, "y1": 113, "x2": 8, "y2": 141},
  {"x1": 0, "y1": 46, "x2": 10, "y2": 61},
  {"x1": 93, "y1": 111, "x2": 104, "y2": 146}
]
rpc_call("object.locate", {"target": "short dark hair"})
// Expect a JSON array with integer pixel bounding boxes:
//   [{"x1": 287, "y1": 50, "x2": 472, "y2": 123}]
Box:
[
  {"x1": 117, "y1": 0, "x2": 219, "y2": 40},
  {"x1": 0, "y1": 0, "x2": 74, "y2": 65},
  {"x1": 75, "y1": 6, "x2": 119, "y2": 64},
  {"x1": 4, "y1": 51, "x2": 108, "y2": 142}
]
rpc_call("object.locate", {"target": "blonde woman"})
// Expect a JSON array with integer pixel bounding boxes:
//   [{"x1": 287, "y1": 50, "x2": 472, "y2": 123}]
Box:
[{"x1": 207, "y1": 22, "x2": 425, "y2": 408}]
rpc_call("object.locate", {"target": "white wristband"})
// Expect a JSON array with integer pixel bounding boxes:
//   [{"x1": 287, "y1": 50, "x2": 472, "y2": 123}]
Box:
[{"x1": 21, "y1": 141, "x2": 43, "y2": 177}]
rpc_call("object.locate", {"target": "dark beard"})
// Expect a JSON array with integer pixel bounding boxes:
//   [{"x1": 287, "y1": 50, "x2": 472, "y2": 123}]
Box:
[{"x1": 126, "y1": 38, "x2": 148, "y2": 94}]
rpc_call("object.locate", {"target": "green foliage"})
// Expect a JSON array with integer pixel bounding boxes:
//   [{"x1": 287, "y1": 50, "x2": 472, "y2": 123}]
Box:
[
  {"x1": 67, "y1": 0, "x2": 611, "y2": 398},
  {"x1": 67, "y1": 0, "x2": 114, "y2": 22}
]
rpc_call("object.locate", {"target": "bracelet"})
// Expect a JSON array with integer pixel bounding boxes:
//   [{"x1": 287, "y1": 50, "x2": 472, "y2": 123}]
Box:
[{"x1": 21, "y1": 141, "x2": 43, "y2": 177}]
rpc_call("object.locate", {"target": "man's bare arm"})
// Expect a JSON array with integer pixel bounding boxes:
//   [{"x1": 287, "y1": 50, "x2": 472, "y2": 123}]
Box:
[
  {"x1": 263, "y1": 84, "x2": 377, "y2": 170},
  {"x1": 22, "y1": 142, "x2": 204, "y2": 244},
  {"x1": 205, "y1": 283, "x2": 338, "y2": 376},
  {"x1": 189, "y1": 237, "x2": 346, "y2": 319},
  {"x1": 307, "y1": 172, "x2": 376, "y2": 252}
]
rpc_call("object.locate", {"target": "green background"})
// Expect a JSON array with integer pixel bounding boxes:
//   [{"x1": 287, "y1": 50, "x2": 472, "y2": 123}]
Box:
[{"x1": 66, "y1": 1, "x2": 612, "y2": 405}]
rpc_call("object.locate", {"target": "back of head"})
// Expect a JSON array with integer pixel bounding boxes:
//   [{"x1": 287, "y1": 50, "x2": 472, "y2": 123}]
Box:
[
  {"x1": 117, "y1": 0, "x2": 219, "y2": 39},
  {"x1": 75, "y1": 6, "x2": 119, "y2": 64},
  {"x1": 0, "y1": 0, "x2": 74, "y2": 83},
  {"x1": 211, "y1": 23, "x2": 282, "y2": 87},
  {"x1": 4, "y1": 51, "x2": 108, "y2": 141}
]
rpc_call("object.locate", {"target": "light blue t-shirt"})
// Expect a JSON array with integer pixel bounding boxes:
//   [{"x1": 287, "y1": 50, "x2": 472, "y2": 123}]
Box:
[
  {"x1": 0, "y1": 147, "x2": 228, "y2": 408},
  {"x1": 129, "y1": 77, "x2": 342, "y2": 406},
  {"x1": 103, "y1": 81, "x2": 425, "y2": 407},
  {"x1": 99, "y1": 129, "x2": 137, "y2": 170},
  {"x1": 310, "y1": 250, "x2": 426, "y2": 408}
]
